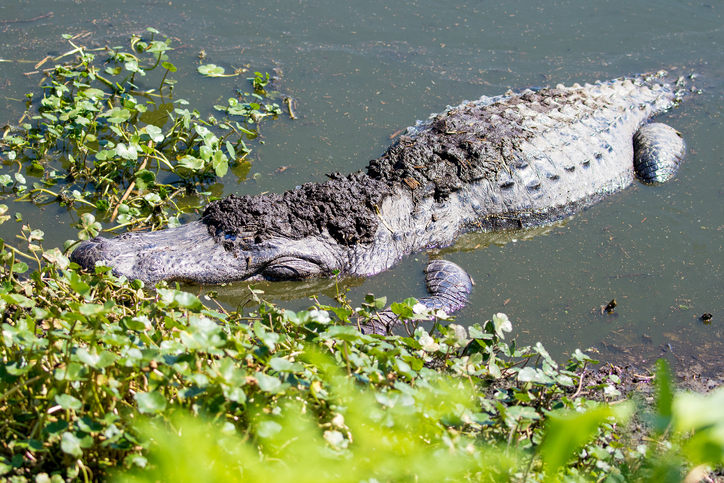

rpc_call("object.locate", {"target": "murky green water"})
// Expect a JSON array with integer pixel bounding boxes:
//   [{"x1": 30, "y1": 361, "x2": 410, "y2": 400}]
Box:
[{"x1": 2, "y1": 0, "x2": 722, "y2": 370}]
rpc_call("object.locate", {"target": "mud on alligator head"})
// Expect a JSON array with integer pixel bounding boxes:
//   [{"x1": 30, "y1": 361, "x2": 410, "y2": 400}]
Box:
[
  {"x1": 72, "y1": 72, "x2": 689, "y2": 328},
  {"x1": 71, "y1": 172, "x2": 395, "y2": 285}
]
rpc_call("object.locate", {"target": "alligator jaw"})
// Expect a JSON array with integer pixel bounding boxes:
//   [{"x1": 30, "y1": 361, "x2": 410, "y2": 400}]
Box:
[{"x1": 71, "y1": 221, "x2": 251, "y2": 285}]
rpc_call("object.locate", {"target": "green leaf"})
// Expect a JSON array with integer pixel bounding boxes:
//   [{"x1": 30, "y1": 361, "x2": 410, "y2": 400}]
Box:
[
  {"x1": 134, "y1": 169, "x2": 156, "y2": 190},
  {"x1": 75, "y1": 347, "x2": 116, "y2": 368},
  {"x1": 256, "y1": 420, "x2": 282, "y2": 439},
  {"x1": 321, "y1": 325, "x2": 370, "y2": 342},
  {"x1": 55, "y1": 394, "x2": 82, "y2": 411},
  {"x1": 375, "y1": 391, "x2": 399, "y2": 408},
  {"x1": 1, "y1": 293, "x2": 35, "y2": 308},
  {"x1": 144, "y1": 125, "x2": 164, "y2": 143},
  {"x1": 42, "y1": 247, "x2": 70, "y2": 269},
  {"x1": 178, "y1": 155, "x2": 205, "y2": 171},
  {"x1": 124, "y1": 59, "x2": 142, "y2": 73},
  {"x1": 390, "y1": 302, "x2": 413, "y2": 319},
  {"x1": 174, "y1": 292, "x2": 202, "y2": 310},
  {"x1": 32, "y1": 307, "x2": 50, "y2": 320},
  {"x1": 135, "y1": 391, "x2": 167, "y2": 413},
  {"x1": 54, "y1": 362, "x2": 88, "y2": 381},
  {"x1": 212, "y1": 149, "x2": 228, "y2": 177},
  {"x1": 116, "y1": 143, "x2": 138, "y2": 160},
  {"x1": 4, "y1": 360, "x2": 34, "y2": 376},
  {"x1": 144, "y1": 192, "x2": 162, "y2": 204},
  {"x1": 105, "y1": 107, "x2": 131, "y2": 123},
  {"x1": 162, "y1": 61, "x2": 177, "y2": 72},
  {"x1": 255, "y1": 372, "x2": 283, "y2": 394},
  {"x1": 80, "y1": 88, "x2": 105, "y2": 99},
  {"x1": 11, "y1": 262, "x2": 29, "y2": 275},
  {"x1": 146, "y1": 40, "x2": 170, "y2": 54},
  {"x1": 198, "y1": 64, "x2": 226, "y2": 77},
  {"x1": 653, "y1": 358, "x2": 673, "y2": 434},
  {"x1": 539, "y1": 406, "x2": 616, "y2": 479},
  {"x1": 674, "y1": 388, "x2": 724, "y2": 433},
  {"x1": 364, "y1": 294, "x2": 387, "y2": 311},
  {"x1": 199, "y1": 145, "x2": 212, "y2": 161},
  {"x1": 518, "y1": 367, "x2": 554, "y2": 384},
  {"x1": 491, "y1": 313, "x2": 512, "y2": 340},
  {"x1": 68, "y1": 272, "x2": 91, "y2": 296},
  {"x1": 488, "y1": 358, "x2": 502, "y2": 378},
  {"x1": 468, "y1": 323, "x2": 492, "y2": 340},
  {"x1": 269, "y1": 357, "x2": 303, "y2": 373},
  {"x1": 78, "y1": 303, "x2": 108, "y2": 316},
  {"x1": 77, "y1": 213, "x2": 102, "y2": 240},
  {"x1": 0, "y1": 460, "x2": 11, "y2": 476},
  {"x1": 533, "y1": 342, "x2": 557, "y2": 368},
  {"x1": 674, "y1": 387, "x2": 724, "y2": 465},
  {"x1": 60, "y1": 432, "x2": 83, "y2": 458},
  {"x1": 225, "y1": 141, "x2": 236, "y2": 160}
]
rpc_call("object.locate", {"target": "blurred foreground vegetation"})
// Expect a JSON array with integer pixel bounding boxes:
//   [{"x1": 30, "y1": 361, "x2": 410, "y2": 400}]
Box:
[{"x1": 1, "y1": 30, "x2": 723, "y2": 482}]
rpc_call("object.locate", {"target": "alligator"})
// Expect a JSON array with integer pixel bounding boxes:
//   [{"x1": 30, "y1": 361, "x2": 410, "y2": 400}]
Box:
[{"x1": 71, "y1": 72, "x2": 688, "y2": 333}]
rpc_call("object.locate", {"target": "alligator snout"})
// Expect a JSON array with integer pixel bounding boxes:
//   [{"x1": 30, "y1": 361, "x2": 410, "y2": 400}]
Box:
[{"x1": 71, "y1": 237, "x2": 115, "y2": 272}]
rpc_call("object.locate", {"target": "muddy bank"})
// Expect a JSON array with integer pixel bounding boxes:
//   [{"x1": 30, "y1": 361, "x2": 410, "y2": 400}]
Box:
[
  {"x1": 579, "y1": 359, "x2": 722, "y2": 399},
  {"x1": 590, "y1": 315, "x2": 724, "y2": 383}
]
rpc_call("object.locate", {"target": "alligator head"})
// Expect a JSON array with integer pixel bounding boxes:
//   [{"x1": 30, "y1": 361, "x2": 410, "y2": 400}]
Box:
[
  {"x1": 71, "y1": 172, "x2": 393, "y2": 285},
  {"x1": 71, "y1": 219, "x2": 351, "y2": 284}
]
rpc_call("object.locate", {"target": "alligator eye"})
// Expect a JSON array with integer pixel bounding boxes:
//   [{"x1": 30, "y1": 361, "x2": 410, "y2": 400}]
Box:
[{"x1": 261, "y1": 257, "x2": 323, "y2": 280}]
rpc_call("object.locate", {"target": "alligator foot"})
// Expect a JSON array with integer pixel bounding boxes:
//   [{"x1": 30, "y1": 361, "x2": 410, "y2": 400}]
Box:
[
  {"x1": 633, "y1": 123, "x2": 686, "y2": 184},
  {"x1": 360, "y1": 259, "x2": 474, "y2": 335}
]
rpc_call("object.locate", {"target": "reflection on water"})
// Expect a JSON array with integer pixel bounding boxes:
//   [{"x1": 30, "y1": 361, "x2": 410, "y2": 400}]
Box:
[
  {"x1": 193, "y1": 273, "x2": 366, "y2": 309},
  {"x1": 435, "y1": 221, "x2": 566, "y2": 254},
  {"x1": 1, "y1": 0, "x2": 722, "y2": 373}
]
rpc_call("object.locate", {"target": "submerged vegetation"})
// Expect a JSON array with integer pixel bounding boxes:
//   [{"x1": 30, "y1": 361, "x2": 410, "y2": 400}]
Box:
[{"x1": 0, "y1": 30, "x2": 723, "y2": 482}]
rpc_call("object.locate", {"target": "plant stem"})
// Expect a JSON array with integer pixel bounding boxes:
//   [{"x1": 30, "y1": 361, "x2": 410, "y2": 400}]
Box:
[{"x1": 0, "y1": 375, "x2": 43, "y2": 403}]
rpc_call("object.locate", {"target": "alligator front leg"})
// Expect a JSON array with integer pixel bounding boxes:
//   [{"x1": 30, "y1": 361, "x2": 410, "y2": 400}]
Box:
[
  {"x1": 633, "y1": 123, "x2": 686, "y2": 184},
  {"x1": 361, "y1": 260, "x2": 474, "y2": 335}
]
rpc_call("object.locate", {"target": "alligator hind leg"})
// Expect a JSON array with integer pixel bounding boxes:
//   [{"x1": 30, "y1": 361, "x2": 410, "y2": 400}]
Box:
[
  {"x1": 360, "y1": 260, "x2": 474, "y2": 335},
  {"x1": 420, "y1": 259, "x2": 474, "y2": 313},
  {"x1": 633, "y1": 123, "x2": 686, "y2": 184}
]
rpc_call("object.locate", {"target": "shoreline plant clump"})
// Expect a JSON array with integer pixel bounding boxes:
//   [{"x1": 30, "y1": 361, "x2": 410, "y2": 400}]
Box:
[
  {"x1": 1, "y1": 237, "x2": 724, "y2": 482},
  {"x1": 1, "y1": 31, "x2": 723, "y2": 482},
  {"x1": 1, "y1": 28, "x2": 280, "y2": 237}
]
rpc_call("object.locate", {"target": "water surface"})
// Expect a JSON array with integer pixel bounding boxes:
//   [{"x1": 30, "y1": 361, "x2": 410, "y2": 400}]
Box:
[{"x1": 1, "y1": 0, "x2": 722, "y2": 371}]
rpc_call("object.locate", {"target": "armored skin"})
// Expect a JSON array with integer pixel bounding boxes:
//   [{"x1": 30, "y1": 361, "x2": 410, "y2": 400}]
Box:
[{"x1": 72, "y1": 72, "x2": 688, "y2": 332}]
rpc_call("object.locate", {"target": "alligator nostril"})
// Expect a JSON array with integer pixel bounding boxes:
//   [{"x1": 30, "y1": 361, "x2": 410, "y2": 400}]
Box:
[{"x1": 85, "y1": 236, "x2": 104, "y2": 247}]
